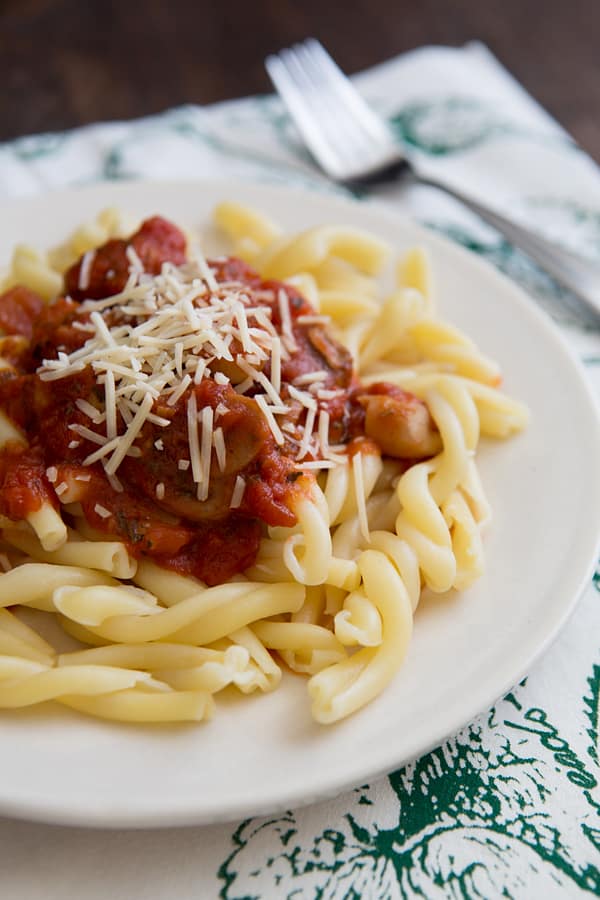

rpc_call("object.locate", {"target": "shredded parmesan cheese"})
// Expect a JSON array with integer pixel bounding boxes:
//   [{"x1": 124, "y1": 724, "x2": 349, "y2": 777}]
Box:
[
  {"x1": 106, "y1": 471, "x2": 124, "y2": 493},
  {"x1": 296, "y1": 459, "x2": 336, "y2": 470},
  {"x1": 78, "y1": 250, "x2": 96, "y2": 292},
  {"x1": 297, "y1": 314, "x2": 331, "y2": 325},
  {"x1": 187, "y1": 393, "x2": 202, "y2": 486},
  {"x1": 75, "y1": 398, "x2": 104, "y2": 423},
  {"x1": 293, "y1": 371, "x2": 327, "y2": 385},
  {"x1": 288, "y1": 384, "x2": 317, "y2": 410},
  {"x1": 352, "y1": 453, "x2": 370, "y2": 544},
  {"x1": 230, "y1": 475, "x2": 246, "y2": 509},
  {"x1": 296, "y1": 406, "x2": 317, "y2": 460},
  {"x1": 36, "y1": 250, "x2": 354, "y2": 503},
  {"x1": 107, "y1": 394, "x2": 153, "y2": 475},
  {"x1": 213, "y1": 427, "x2": 226, "y2": 472},
  {"x1": 318, "y1": 410, "x2": 331, "y2": 459},
  {"x1": 197, "y1": 405, "x2": 214, "y2": 501},
  {"x1": 270, "y1": 336, "x2": 282, "y2": 395},
  {"x1": 126, "y1": 245, "x2": 144, "y2": 273},
  {"x1": 167, "y1": 374, "x2": 192, "y2": 407},
  {"x1": 278, "y1": 288, "x2": 297, "y2": 352},
  {"x1": 104, "y1": 369, "x2": 117, "y2": 439},
  {"x1": 255, "y1": 395, "x2": 284, "y2": 446}
]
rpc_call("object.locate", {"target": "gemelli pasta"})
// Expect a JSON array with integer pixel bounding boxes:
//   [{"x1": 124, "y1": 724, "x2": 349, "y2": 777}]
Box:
[{"x1": 0, "y1": 201, "x2": 528, "y2": 724}]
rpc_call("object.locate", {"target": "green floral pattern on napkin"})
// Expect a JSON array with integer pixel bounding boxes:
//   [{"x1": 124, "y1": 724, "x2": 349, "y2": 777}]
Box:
[
  {"x1": 389, "y1": 97, "x2": 574, "y2": 156},
  {"x1": 220, "y1": 655, "x2": 600, "y2": 897}
]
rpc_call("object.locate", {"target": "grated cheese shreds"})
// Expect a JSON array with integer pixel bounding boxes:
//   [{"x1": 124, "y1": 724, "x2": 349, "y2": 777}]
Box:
[
  {"x1": 234, "y1": 376, "x2": 254, "y2": 395},
  {"x1": 35, "y1": 246, "x2": 355, "y2": 501},
  {"x1": 106, "y1": 471, "x2": 124, "y2": 493},
  {"x1": 72, "y1": 321, "x2": 95, "y2": 334},
  {"x1": 197, "y1": 405, "x2": 214, "y2": 501},
  {"x1": 213, "y1": 427, "x2": 226, "y2": 472},
  {"x1": 352, "y1": 452, "x2": 370, "y2": 544},
  {"x1": 126, "y1": 245, "x2": 144, "y2": 273},
  {"x1": 94, "y1": 503, "x2": 112, "y2": 519},
  {"x1": 117, "y1": 400, "x2": 133, "y2": 427},
  {"x1": 71, "y1": 423, "x2": 109, "y2": 447},
  {"x1": 277, "y1": 288, "x2": 297, "y2": 352},
  {"x1": 78, "y1": 250, "x2": 96, "y2": 292},
  {"x1": 174, "y1": 341, "x2": 184, "y2": 378},
  {"x1": 255, "y1": 395, "x2": 284, "y2": 446},
  {"x1": 317, "y1": 388, "x2": 343, "y2": 400},
  {"x1": 296, "y1": 459, "x2": 336, "y2": 470},
  {"x1": 104, "y1": 369, "x2": 117, "y2": 440},
  {"x1": 75, "y1": 398, "x2": 104, "y2": 424},
  {"x1": 318, "y1": 410, "x2": 331, "y2": 459},
  {"x1": 90, "y1": 311, "x2": 116, "y2": 348},
  {"x1": 296, "y1": 406, "x2": 317, "y2": 461},
  {"x1": 293, "y1": 370, "x2": 327, "y2": 386},
  {"x1": 105, "y1": 394, "x2": 153, "y2": 476},
  {"x1": 297, "y1": 314, "x2": 331, "y2": 326},
  {"x1": 191, "y1": 245, "x2": 219, "y2": 292},
  {"x1": 236, "y1": 358, "x2": 284, "y2": 408},
  {"x1": 232, "y1": 299, "x2": 252, "y2": 353},
  {"x1": 288, "y1": 384, "x2": 317, "y2": 411},
  {"x1": 83, "y1": 434, "x2": 123, "y2": 466},
  {"x1": 230, "y1": 475, "x2": 246, "y2": 509},
  {"x1": 187, "y1": 392, "x2": 202, "y2": 486},
  {"x1": 167, "y1": 373, "x2": 192, "y2": 407},
  {"x1": 270, "y1": 336, "x2": 282, "y2": 396}
]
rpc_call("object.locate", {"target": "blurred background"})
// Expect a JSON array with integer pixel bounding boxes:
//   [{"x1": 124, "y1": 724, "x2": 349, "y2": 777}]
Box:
[{"x1": 1, "y1": 0, "x2": 599, "y2": 160}]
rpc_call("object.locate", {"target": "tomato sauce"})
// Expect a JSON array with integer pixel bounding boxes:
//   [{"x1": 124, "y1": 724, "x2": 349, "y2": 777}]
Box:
[
  {"x1": 0, "y1": 286, "x2": 44, "y2": 340},
  {"x1": 0, "y1": 215, "x2": 434, "y2": 585},
  {"x1": 0, "y1": 443, "x2": 56, "y2": 519},
  {"x1": 64, "y1": 216, "x2": 187, "y2": 302},
  {"x1": 0, "y1": 367, "x2": 301, "y2": 585},
  {"x1": 0, "y1": 219, "x2": 313, "y2": 583}
]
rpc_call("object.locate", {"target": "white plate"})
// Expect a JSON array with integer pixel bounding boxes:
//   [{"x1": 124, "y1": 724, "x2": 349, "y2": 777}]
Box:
[{"x1": 0, "y1": 179, "x2": 599, "y2": 828}]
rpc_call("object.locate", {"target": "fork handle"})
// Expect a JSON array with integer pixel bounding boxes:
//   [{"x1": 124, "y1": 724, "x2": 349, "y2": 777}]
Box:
[{"x1": 417, "y1": 173, "x2": 600, "y2": 319}]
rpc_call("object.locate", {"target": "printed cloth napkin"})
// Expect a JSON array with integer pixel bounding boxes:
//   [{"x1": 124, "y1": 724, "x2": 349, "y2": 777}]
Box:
[{"x1": 1, "y1": 42, "x2": 600, "y2": 900}]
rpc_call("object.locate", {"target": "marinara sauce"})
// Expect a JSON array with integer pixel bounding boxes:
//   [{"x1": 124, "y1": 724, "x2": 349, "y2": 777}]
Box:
[{"x1": 0, "y1": 216, "x2": 437, "y2": 584}]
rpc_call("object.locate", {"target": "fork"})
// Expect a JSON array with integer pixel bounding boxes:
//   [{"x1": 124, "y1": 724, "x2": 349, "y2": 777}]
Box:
[{"x1": 266, "y1": 39, "x2": 600, "y2": 319}]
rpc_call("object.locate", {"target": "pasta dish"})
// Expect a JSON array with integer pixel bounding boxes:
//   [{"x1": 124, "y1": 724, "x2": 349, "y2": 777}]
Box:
[{"x1": 0, "y1": 202, "x2": 528, "y2": 724}]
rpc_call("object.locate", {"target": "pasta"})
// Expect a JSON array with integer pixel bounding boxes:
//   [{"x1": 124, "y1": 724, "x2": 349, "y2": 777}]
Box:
[{"x1": 0, "y1": 202, "x2": 528, "y2": 725}]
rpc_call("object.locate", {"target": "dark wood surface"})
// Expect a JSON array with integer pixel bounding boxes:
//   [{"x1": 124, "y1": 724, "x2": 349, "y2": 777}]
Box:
[{"x1": 1, "y1": 0, "x2": 599, "y2": 161}]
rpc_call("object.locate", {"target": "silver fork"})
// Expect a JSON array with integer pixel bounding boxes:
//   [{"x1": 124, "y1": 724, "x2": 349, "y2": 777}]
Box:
[{"x1": 266, "y1": 39, "x2": 600, "y2": 319}]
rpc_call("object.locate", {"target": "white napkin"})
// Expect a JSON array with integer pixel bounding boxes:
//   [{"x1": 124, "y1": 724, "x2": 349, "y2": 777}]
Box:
[{"x1": 1, "y1": 42, "x2": 600, "y2": 900}]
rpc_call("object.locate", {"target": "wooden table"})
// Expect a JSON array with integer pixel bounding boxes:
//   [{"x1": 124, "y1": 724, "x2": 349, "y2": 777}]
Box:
[{"x1": 2, "y1": 0, "x2": 599, "y2": 161}]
